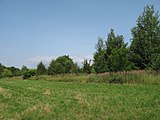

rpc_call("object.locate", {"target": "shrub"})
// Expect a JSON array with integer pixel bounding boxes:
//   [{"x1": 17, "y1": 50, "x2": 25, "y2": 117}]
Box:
[{"x1": 23, "y1": 69, "x2": 36, "y2": 79}]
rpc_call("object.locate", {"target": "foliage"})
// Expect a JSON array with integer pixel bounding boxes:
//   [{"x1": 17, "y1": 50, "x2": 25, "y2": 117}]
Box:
[
  {"x1": 21, "y1": 65, "x2": 28, "y2": 75},
  {"x1": 93, "y1": 37, "x2": 108, "y2": 73},
  {"x1": 48, "y1": 55, "x2": 76, "y2": 75},
  {"x1": 93, "y1": 29, "x2": 134, "y2": 73},
  {"x1": 8, "y1": 66, "x2": 21, "y2": 76},
  {"x1": 70, "y1": 63, "x2": 82, "y2": 74},
  {"x1": 151, "y1": 54, "x2": 160, "y2": 72},
  {"x1": 1, "y1": 69, "x2": 12, "y2": 77},
  {"x1": 36, "y1": 61, "x2": 46, "y2": 75},
  {"x1": 23, "y1": 69, "x2": 36, "y2": 79},
  {"x1": 82, "y1": 59, "x2": 92, "y2": 74},
  {"x1": 0, "y1": 63, "x2": 5, "y2": 77},
  {"x1": 0, "y1": 64, "x2": 21, "y2": 78},
  {"x1": 106, "y1": 29, "x2": 125, "y2": 55},
  {"x1": 106, "y1": 29, "x2": 136, "y2": 72},
  {"x1": 47, "y1": 59, "x2": 56, "y2": 75},
  {"x1": 130, "y1": 5, "x2": 160, "y2": 69}
]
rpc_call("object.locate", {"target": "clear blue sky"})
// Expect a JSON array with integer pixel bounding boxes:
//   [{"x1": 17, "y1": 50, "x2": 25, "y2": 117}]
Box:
[{"x1": 0, "y1": 0, "x2": 160, "y2": 68}]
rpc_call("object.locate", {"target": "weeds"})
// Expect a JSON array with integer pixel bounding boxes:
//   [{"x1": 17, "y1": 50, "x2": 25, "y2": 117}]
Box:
[{"x1": 1, "y1": 70, "x2": 160, "y2": 85}]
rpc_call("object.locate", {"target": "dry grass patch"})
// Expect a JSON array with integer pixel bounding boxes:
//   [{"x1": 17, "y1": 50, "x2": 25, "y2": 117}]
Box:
[
  {"x1": 0, "y1": 103, "x2": 7, "y2": 112},
  {"x1": 12, "y1": 103, "x2": 51, "y2": 120},
  {"x1": 0, "y1": 87, "x2": 11, "y2": 98},
  {"x1": 43, "y1": 89, "x2": 52, "y2": 96},
  {"x1": 74, "y1": 92, "x2": 90, "y2": 106},
  {"x1": 74, "y1": 92, "x2": 84, "y2": 102}
]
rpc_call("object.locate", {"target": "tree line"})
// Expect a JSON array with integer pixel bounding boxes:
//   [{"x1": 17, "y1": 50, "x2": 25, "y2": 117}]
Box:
[
  {"x1": 0, "y1": 55, "x2": 92, "y2": 79},
  {"x1": 0, "y1": 5, "x2": 160, "y2": 79},
  {"x1": 94, "y1": 5, "x2": 160, "y2": 73}
]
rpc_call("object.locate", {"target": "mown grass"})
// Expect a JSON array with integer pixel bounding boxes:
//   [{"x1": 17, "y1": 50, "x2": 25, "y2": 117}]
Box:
[{"x1": 0, "y1": 78, "x2": 160, "y2": 120}]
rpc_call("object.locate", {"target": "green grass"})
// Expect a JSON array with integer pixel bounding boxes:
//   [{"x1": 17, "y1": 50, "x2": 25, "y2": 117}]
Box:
[{"x1": 0, "y1": 79, "x2": 160, "y2": 120}]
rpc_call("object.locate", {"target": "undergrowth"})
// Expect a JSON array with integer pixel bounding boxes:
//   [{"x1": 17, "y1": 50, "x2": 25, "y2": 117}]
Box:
[{"x1": 1, "y1": 70, "x2": 159, "y2": 85}]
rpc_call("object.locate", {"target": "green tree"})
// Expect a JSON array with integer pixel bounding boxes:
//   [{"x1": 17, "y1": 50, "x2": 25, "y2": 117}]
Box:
[
  {"x1": 70, "y1": 63, "x2": 81, "y2": 74},
  {"x1": 48, "y1": 59, "x2": 56, "y2": 75},
  {"x1": 93, "y1": 37, "x2": 108, "y2": 73},
  {"x1": 82, "y1": 59, "x2": 92, "y2": 74},
  {"x1": 36, "y1": 61, "x2": 46, "y2": 75},
  {"x1": 93, "y1": 29, "x2": 134, "y2": 73},
  {"x1": 130, "y1": 5, "x2": 160, "y2": 69},
  {"x1": 1, "y1": 69, "x2": 12, "y2": 77},
  {"x1": 106, "y1": 29, "x2": 125, "y2": 55},
  {"x1": 21, "y1": 65, "x2": 28, "y2": 75},
  {"x1": 107, "y1": 47, "x2": 135, "y2": 72},
  {"x1": 8, "y1": 66, "x2": 21, "y2": 76},
  {"x1": 151, "y1": 54, "x2": 160, "y2": 72},
  {"x1": 48, "y1": 55, "x2": 75, "y2": 75},
  {"x1": 106, "y1": 29, "x2": 134, "y2": 72}
]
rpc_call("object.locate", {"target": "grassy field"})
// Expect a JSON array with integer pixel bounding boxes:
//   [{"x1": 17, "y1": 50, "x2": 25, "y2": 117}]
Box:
[{"x1": 0, "y1": 78, "x2": 160, "y2": 120}]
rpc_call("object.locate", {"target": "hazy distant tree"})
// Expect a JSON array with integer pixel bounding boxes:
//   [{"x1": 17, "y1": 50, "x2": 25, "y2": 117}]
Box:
[
  {"x1": 130, "y1": 5, "x2": 160, "y2": 69},
  {"x1": 36, "y1": 61, "x2": 46, "y2": 75}
]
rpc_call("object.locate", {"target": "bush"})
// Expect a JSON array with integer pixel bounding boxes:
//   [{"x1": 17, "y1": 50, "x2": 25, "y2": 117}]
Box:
[{"x1": 23, "y1": 69, "x2": 36, "y2": 79}]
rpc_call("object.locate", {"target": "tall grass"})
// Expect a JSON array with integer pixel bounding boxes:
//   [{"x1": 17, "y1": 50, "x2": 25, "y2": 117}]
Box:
[
  {"x1": 29, "y1": 70, "x2": 160, "y2": 85},
  {"x1": 1, "y1": 70, "x2": 160, "y2": 85}
]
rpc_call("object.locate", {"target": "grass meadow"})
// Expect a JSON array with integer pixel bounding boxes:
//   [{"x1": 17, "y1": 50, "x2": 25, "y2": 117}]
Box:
[{"x1": 0, "y1": 71, "x2": 160, "y2": 119}]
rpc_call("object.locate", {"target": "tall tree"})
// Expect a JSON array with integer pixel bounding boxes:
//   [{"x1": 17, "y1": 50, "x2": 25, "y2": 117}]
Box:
[
  {"x1": 106, "y1": 29, "x2": 125, "y2": 55},
  {"x1": 48, "y1": 59, "x2": 56, "y2": 75},
  {"x1": 93, "y1": 37, "x2": 108, "y2": 73},
  {"x1": 105, "y1": 29, "x2": 132, "y2": 72},
  {"x1": 130, "y1": 5, "x2": 160, "y2": 69},
  {"x1": 36, "y1": 61, "x2": 46, "y2": 75},
  {"x1": 93, "y1": 29, "x2": 133, "y2": 72}
]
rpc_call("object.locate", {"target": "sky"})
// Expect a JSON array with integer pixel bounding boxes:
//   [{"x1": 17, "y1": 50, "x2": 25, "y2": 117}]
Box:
[{"x1": 0, "y1": 0, "x2": 160, "y2": 68}]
